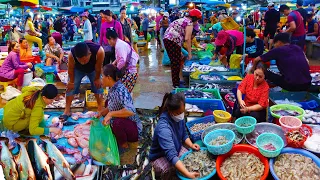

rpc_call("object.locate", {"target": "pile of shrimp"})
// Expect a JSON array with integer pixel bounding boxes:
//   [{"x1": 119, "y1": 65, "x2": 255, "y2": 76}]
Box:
[
  {"x1": 221, "y1": 152, "x2": 265, "y2": 180},
  {"x1": 274, "y1": 153, "x2": 320, "y2": 180}
]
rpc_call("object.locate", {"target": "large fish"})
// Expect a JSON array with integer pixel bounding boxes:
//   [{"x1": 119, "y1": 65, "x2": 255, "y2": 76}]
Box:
[
  {"x1": 40, "y1": 136, "x2": 75, "y2": 180},
  {"x1": 14, "y1": 138, "x2": 36, "y2": 180},
  {"x1": 27, "y1": 138, "x2": 53, "y2": 180},
  {"x1": 0, "y1": 137, "x2": 18, "y2": 180}
]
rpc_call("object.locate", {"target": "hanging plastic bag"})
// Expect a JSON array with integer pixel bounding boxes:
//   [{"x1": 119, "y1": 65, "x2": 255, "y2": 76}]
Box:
[
  {"x1": 229, "y1": 54, "x2": 242, "y2": 69},
  {"x1": 162, "y1": 50, "x2": 171, "y2": 66},
  {"x1": 89, "y1": 118, "x2": 120, "y2": 165}
]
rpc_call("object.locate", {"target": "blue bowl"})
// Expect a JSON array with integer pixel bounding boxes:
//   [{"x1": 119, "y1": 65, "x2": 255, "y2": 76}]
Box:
[
  {"x1": 235, "y1": 116, "x2": 257, "y2": 134},
  {"x1": 204, "y1": 129, "x2": 235, "y2": 155},
  {"x1": 269, "y1": 148, "x2": 320, "y2": 180},
  {"x1": 256, "y1": 133, "x2": 284, "y2": 158},
  {"x1": 177, "y1": 147, "x2": 216, "y2": 180}
]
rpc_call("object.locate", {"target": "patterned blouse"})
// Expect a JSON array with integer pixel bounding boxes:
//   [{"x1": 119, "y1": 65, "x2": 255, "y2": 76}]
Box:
[
  {"x1": 164, "y1": 17, "x2": 193, "y2": 47},
  {"x1": 44, "y1": 43, "x2": 63, "y2": 58},
  {"x1": 107, "y1": 81, "x2": 142, "y2": 135},
  {"x1": 238, "y1": 74, "x2": 269, "y2": 108}
]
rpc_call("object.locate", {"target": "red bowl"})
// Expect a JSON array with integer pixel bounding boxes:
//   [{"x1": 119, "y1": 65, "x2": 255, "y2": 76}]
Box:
[{"x1": 216, "y1": 144, "x2": 269, "y2": 180}]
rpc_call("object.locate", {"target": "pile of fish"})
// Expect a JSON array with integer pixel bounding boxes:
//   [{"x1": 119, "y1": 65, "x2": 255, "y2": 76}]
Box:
[
  {"x1": 46, "y1": 95, "x2": 85, "y2": 108},
  {"x1": 263, "y1": 143, "x2": 276, "y2": 151},
  {"x1": 225, "y1": 93, "x2": 236, "y2": 103},
  {"x1": 274, "y1": 99, "x2": 302, "y2": 107},
  {"x1": 210, "y1": 136, "x2": 228, "y2": 146},
  {"x1": 286, "y1": 131, "x2": 305, "y2": 144},
  {"x1": 190, "y1": 122, "x2": 215, "y2": 132},
  {"x1": 87, "y1": 93, "x2": 108, "y2": 102},
  {"x1": 183, "y1": 90, "x2": 216, "y2": 99},
  {"x1": 183, "y1": 63, "x2": 228, "y2": 72},
  {"x1": 185, "y1": 103, "x2": 204, "y2": 113},
  {"x1": 181, "y1": 150, "x2": 216, "y2": 178},
  {"x1": 274, "y1": 153, "x2": 320, "y2": 179},
  {"x1": 190, "y1": 83, "x2": 234, "y2": 93},
  {"x1": 71, "y1": 111, "x2": 97, "y2": 120},
  {"x1": 0, "y1": 137, "x2": 75, "y2": 180},
  {"x1": 303, "y1": 110, "x2": 320, "y2": 124},
  {"x1": 311, "y1": 72, "x2": 320, "y2": 86},
  {"x1": 272, "y1": 109, "x2": 301, "y2": 117},
  {"x1": 199, "y1": 74, "x2": 223, "y2": 81},
  {"x1": 58, "y1": 71, "x2": 90, "y2": 84},
  {"x1": 221, "y1": 152, "x2": 265, "y2": 180}
]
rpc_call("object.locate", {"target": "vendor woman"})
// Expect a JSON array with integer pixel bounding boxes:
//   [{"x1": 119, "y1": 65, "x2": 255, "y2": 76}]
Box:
[
  {"x1": 183, "y1": 29, "x2": 203, "y2": 50},
  {"x1": 3, "y1": 84, "x2": 61, "y2": 136},
  {"x1": 149, "y1": 93, "x2": 200, "y2": 179},
  {"x1": 99, "y1": 64, "x2": 142, "y2": 153},
  {"x1": 212, "y1": 30, "x2": 244, "y2": 66},
  {"x1": 233, "y1": 63, "x2": 269, "y2": 122}
]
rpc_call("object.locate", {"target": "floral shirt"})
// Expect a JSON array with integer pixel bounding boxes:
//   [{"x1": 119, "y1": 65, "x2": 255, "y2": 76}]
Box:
[
  {"x1": 44, "y1": 43, "x2": 63, "y2": 58},
  {"x1": 108, "y1": 81, "x2": 142, "y2": 135},
  {"x1": 238, "y1": 74, "x2": 269, "y2": 108},
  {"x1": 164, "y1": 17, "x2": 193, "y2": 47}
]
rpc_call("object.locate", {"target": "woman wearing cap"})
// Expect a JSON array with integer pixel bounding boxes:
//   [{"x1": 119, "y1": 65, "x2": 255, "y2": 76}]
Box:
[
  {"x1": 3, "y1": 84, "x2": 61, "y2": 136},
  {"x1": 212, "y1": 30, "x2": 244, "y2": 66},
  {"x1": 81, "y1": 12, "x2": 93, "y2": 41},
  {"x1": 163, "y1": 9, "x2": 202, "y2": 88}
]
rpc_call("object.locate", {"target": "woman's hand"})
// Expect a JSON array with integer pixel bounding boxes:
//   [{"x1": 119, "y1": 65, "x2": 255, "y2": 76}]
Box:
[
  {"x1": 102, "y1": 113, "x2": 112, "y2": 126},
  {"x1": 50, "y1": 127, "x2": 62, "y2": 135},
  {"x1": 186, "y1": 172, "x2": 200, "y2": 179},
  {"x1": 26, "y1": 62, "x2": 33, "y2": 69},
  {"x1": 239, "y1": 100, "x2": 246, "y2": 109},
  {"x1": 94, "y1": 79, "x2": 101, "y2": 89},
  {"x1": 212, "y1": 54, "x2": 217, "y2": 61},
  {"x1": 188, "y1": 53, "x2": 192, "y2": 60},
  {"x1": 191, "y1": 143, "x2": 200, "y2": 151}
]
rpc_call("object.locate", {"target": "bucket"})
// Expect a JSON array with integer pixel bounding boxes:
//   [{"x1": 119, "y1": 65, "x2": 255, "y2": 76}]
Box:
[
  {"x1": 23, "y1": 71, "x2": 33, "y2": 87},
  {"x1": 45, "y1": 73, "x2": 55, "y2": 84}
]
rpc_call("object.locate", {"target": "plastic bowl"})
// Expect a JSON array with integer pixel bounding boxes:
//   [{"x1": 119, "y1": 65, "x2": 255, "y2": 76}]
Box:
[
  {"x1": 269, "y1": 148, "x2": 320, "y2": 180},
  {"x1": 256, "y1": 133, "x2": 284, "y2": 158},
  {"x1": 279, "y1": 116, "x2": 302, "y2": 132},
  {"x1": 201, "y1": 123, "x2": 244, "y2": 144},
  {"x1": 235, "y1": 116, "x2": 257, "y2": 134},
  {"x1": 177, "y1": 147, "x2": 216, "y2": 180},
  {"x1": 270, "y1": 104, "x2": 305, "y2": 120},
  {"x1": 204, "y1": 129, "x2": 235, "y2": 155},
  {"x1": 224, "y1": 93, "x2": 235, "y2": 108},
  {"x1": 213, "y1": 110, "x2": 231, "y2": 123},
  {"x1": 216, "y1": 144, "x2": 269, "y2": 180}
]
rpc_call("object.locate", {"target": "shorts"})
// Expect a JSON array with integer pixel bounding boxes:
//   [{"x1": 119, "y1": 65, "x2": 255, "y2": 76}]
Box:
[
  {"x1": 263, "y1": 27, "x2": 277, "y2": 39},
  {"x1": 66, "y1": 68, "x2": 103, "y2": 96}
]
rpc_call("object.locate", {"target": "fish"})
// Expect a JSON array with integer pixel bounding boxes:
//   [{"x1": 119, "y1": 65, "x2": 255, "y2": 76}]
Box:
[
  {"x1": 73, "y1": 153, "x2": 83, "y2": 164},
  {"x1": 14, "y1": 138, "x2": 36, "y2": 180},
  {"x1": 40, "y1": 136, "x2": 75, "y2": 180},
  {"x1": 68, "y1": 138, "x2": 78, "y2": 148},
  {"x1": 0, "y1": 137, "x2": 18, "y2": 180},
  {"x1": 56, "y1": 145, "x2": 80, "y2": 155},
  {"x1": 82, "y1": 148, "x2": 89, "y2": 157},
  {"x1": 64, "y1": 131, "x2": 76, "y2": 138},
  {"x1": 75, "y1": 137, "x2": 89, "y2": 149},
  {"x1": 27, "y1": 138, "x2": 53, "y2": 180}
]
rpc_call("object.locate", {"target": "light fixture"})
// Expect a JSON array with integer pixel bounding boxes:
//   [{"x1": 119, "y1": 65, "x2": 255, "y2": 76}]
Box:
[
  {"x1": 130, "y1": 6, "x2": 134, "y2": 11},
  {"x1": 236, "y1": 16, "x2": 241, "y2": 22},
  {"x1": 189, "y1": 2, "x2": 194, "y2": 8}
]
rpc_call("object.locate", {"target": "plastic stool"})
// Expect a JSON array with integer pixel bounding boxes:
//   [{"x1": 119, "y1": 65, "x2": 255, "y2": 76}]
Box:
[{"x1": 0, "y1": 79, "x2": 16, "y2": 90}]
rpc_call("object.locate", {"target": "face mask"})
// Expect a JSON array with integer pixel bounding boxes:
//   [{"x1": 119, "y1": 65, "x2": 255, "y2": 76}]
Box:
[{"x1": 171, "y1": 112, "x2": 185, "y2": 122}]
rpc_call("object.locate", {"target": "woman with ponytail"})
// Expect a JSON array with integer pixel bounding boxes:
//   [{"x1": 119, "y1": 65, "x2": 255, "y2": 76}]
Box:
[
  {"x1": 149, "y1": 93, "x2": 200, "y2": 179},
  {"x1": 3, "y1": 84, "x2": 61, "y2": 136}
]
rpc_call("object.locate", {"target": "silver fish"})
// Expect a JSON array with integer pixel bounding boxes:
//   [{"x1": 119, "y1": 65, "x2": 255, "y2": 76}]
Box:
[
  {"x1": 14, "y1": 139, "x2": 36, "y2": 180},
  {"x1": 27, "y1": 139, "x2": 53, "y2": 180},
  {"x1": 40, "y1": 136, "x2": 75, "y2": 180},
  {"x1": 0, "y1": 137, "x2": 18, "y2": 180}
]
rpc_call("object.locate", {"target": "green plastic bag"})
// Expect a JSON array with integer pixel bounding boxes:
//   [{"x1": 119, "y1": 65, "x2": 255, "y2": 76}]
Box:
[
  {"x1": 205, "y1": 44, "x2": 215, "y2": 51},
  {"x1": 197, "y1": 51, "x2": 213, "y2": 59},
  {"x1": 147, "y1": 33, "x2": 151, "y2": 42},
  {"x1": 89, "y1": 118, "x2": 120, "y2": 165}
]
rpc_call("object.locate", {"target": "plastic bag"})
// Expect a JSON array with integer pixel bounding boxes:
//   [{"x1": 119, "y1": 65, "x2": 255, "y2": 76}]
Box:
[
  {"x1": 162, "y1": 50, "x2": 171, "y2": 66},
  {"x1": 1, "y1": 86, "x2": 21, "y2": 101},
  {"x1": 147, "y1": 33, "x2": 151, "y2": 42},
  {"x1": 205, "y1": 44, "x2": 215, "y2": 51},
  {"x1": 197, "y1": 51, "x2": 213, "y2": 59},
  {"x1": 89, "y1": 118, "x2": 120, "y2": 165},
  {"x1": 229, "y1": 54, "x2": 242, "y2": 69},
  {"x1": 245, "y1": 61, "x2": 253, "y2": 73}
]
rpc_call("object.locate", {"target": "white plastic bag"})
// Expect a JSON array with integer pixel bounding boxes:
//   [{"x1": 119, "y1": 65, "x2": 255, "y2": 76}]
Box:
[
  {"x1": 1, "y1": 86, "x2": 21, "y2": 101},
  {"x1": 245, "y1": 61, "x2": 253, "y2": 73}
]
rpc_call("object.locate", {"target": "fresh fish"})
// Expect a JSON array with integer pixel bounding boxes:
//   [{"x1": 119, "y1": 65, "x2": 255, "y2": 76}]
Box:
[
  {"x1": 64, "y1": 131, "x2": 76, "y2": 138},
  {"x1": 14, "y1": 138, "x2": 36, "y2": 180},
  {"x1": 56, "y1": 145, "x2": 80, "y2": 155},
  {"x1": 27, "y1": 139, "x2": 53, "y2": 180},
  {"x1": 73, "y1": 153, "x2": 83, "y2": 164},
  {"x1": 40, "y1": 136, "x2": 75, "y2": 180},
  {"x1": 75, "y1": 137, "x2": 89, "y2": 149},
  {"x1": 82, "y1": 148, "x2": 89, "y2": 157},
  {"x1": 0, "y1": 137, "x2": 18, "y2": 180},
  {"x1": 68, "y1": 138, "x2": 78, "y2": 148}
]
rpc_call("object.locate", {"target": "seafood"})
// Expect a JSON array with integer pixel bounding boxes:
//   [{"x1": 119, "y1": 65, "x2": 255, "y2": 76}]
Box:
[
  {"x1": 190, "y1": 83, "x2": 234, "y2": 93},
  {"x1": 190, "y1": 122, "x2": 215, "y2": 132},
  {"x1": 40, "y1": 136, "x2": 75, "y2": 180},
  {"x1": 185, "y1": 103, "x2": 204, "y2": 113},
  {"x1": 0, "y1": 137, "x2": 18, "y2": 180},
  {"x1": 182, "y1": 150, "x2": 216, "y2": 178},
  {"x1": 64, "y1": 131, "x2": 76, "y2": 138},
  {"x1": 1, "y1": 131, "x2": 19, "y2": 149},
  {"x1": 221, "y1": 152, "x2": 265, "y2": 180},
  {"x1": 311, "y1": 72, "x2": 320, "y2": 85},
  {"x1": 303, "y1": 110, "x2": 320, "y2": 124},
  {"x1": 274, "y1": 153, "x2": 320, "y2": 180},
  {"x1": 183, "y1": 90, "x2": 216, "y2": 99},
  {"x1": 73, "y1": 153, "x2": 83, "y2": 163},
  {"x1": 82, "y1": 148, "x2": 89, "y2": 157},
  {"x1": 66, "y1": 121, "x2": 90, "y2": 148},
  {"x1": 272, "y1": 109, "x2": 301, "y2": 117},
  {"x1": 199, "y1": 74, "x2": 222, "y2": 81},
  {"x1": 46, "y1": 95, "x2": 84, "y2": 108},
  {"x1": 274, "y1": 99, "x2": 302, "y2": 107},
  {"x1": 15, "y1": 139, "x2": 36, "y2": 180},
  {"x1": 210, "y1": 136, "x2": 228, "y2": 146},
  {"x1": 75, "y1": 137, "x2": 89, "y2": 149},
  {"x1": 263, "y1": 143, "x2": 276, "y2": 151},
  {"x1": 27, "y1": 139, "x2": 53, "y2": 180},
  {"x1": 64, "y1": 122, "x2": 79, "y2": 126},
  {"x1": 56, "y1": 145, "x2": 80, "y2": 155},
  {"x1": 305, "y1": 126, "x2": 320, "y2": 153},
  {"x1": 183, "y1": 63, "x2": 228, "y2": 72},
  {"x1": 286, "y1": 131, "x2": 305, "y2": 142},
  {"x1": 68, "y1": 138, "x2": 78, "y2": 148},
  {"x1": 87, "y1": 93, "x2": 108, "y2": 102},
  {"x1": 71, "y1": 111, "x2": 97, "y2": 120},
  {"x1": 239, "y1": 123, "x2": 251, "y2": 127}
]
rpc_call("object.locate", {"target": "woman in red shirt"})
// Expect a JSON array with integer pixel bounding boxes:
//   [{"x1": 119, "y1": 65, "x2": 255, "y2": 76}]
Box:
[{"x1": 234, "y1": 63, "x2": 269, "y2": 122}]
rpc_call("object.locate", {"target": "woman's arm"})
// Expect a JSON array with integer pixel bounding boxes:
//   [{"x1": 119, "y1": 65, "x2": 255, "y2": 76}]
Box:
[
  {"x1": 29, "y1": 106, "x2": 50, "y2": 135},
  {"x1": 109, "y1": 108, "x2": 134, "y2": 118},
  {"x1": 247, "y1": 104, "x2": 264, "y2": 112},
  {"x1": 11, "y1": 53, "x2": 28, "y2": 69}
]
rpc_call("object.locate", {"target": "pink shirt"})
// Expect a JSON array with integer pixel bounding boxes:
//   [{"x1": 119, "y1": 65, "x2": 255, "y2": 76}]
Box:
[
  {"x1": 99, "y1": 20, "x2": 124, "y2": 45},
  {"x1": 155, "y1": 15, "x2": 163, "y2": 31},
  {"x1": 115, "y1": 38, "x2": 139, "y2": 74},
  {"x1": 226, "y1": 30, "x2": 244, "y2": 46}
]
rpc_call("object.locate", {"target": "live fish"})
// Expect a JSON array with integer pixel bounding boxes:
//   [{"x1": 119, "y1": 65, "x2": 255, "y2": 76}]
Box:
[
  {"x1": 14, "y1": 138, "x2": 36, "y2": 180},
  {"x1": 40, "y1": 136, "x2": 75, "y2": 180},
  {"x1": 0, "y1": 137, "x2": 18, "y2": 180},
  {"x1": 27, "y1": 139, "x2": 53, "y2": 180}
]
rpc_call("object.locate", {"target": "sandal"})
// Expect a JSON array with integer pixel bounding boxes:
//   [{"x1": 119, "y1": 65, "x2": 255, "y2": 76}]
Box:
[{"x1": 59, "y1": 114, "x2": 70, "y2": 122}]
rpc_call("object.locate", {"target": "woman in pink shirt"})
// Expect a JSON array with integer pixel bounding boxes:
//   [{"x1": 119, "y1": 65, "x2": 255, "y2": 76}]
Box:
[{"x1": 106, "y1": 28, "x2": 138, "y2": 93}]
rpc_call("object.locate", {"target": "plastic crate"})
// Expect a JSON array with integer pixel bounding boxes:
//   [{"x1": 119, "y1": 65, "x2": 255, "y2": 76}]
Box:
[
  {"x1": 186, "y1": 99, "x2": 226, "y2": 112},
  {"x1": 175, "y1": 88, "x2": 222, "y2": 100},
  {"x1": 221, "y1": 17, "x2": 240, "y2": 30},
  {"x1": 186, "y1": 115, "x2": 215, "y2": 142},
  {"x1": 86, "y1": 90, "x2": 108, "y2": 108},
  {"x1": 20, "y1": 56, "x2": 41, "y2": 64},
  {"x1": 310, "y1": 66, "x2": 320, "y2": 73}
]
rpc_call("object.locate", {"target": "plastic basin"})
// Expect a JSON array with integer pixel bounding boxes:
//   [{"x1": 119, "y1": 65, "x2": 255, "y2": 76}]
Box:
[
  {"x1": 256, "y1": 133, "x2": 284, "y2": 158},
  {"x1": 213, "y1": 110, "x2": 231, "y2": 123},
  {"x1": 204, "y1": 129, "x2": 235, "y2": 155},
  {"x1": 279, "y1": 116, "x2": 302, "y2": 132},
  {"x1": 235, "y1": 116, "x2": 257, "y2": 134}
]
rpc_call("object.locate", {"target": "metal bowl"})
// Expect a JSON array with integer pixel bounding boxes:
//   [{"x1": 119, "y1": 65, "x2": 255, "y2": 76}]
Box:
[
  {"x1": 245, "y1": 122, "x2": 287, "y2": 148},
  {"x1": 201, "y1": 123, "x2": 244, "y2": 144}
]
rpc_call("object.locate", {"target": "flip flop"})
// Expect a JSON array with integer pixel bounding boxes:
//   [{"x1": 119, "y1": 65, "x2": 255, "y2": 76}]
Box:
[{"x1": 59, "y1": 114, "x2": 70, "y2": 122}]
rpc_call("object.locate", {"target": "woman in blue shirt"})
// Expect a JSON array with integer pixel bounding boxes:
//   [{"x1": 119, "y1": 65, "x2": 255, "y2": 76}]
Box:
[
  {"x1": 142, "y1": 13, "x2": 149, "y2": 40},
  {"x1": 149, "y1": 93, "x2": 200, "y2": 179}
]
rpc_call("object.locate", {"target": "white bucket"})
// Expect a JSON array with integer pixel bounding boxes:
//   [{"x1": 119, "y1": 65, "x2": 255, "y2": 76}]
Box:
[{"x1": 23, "y1": 71, "x2": 33, "y2": 87}]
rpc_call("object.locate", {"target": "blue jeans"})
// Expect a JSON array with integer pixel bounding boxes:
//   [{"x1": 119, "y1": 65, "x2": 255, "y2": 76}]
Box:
[
  {"x1": 66, "y1": 69, "x2": 103, "y2": 96},
  {"x1": 291, "y1": 35, "x2": 306, "y2": 50}
]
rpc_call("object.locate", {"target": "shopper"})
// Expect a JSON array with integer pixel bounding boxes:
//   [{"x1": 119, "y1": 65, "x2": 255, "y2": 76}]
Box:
[
  {"x1": 163, "y1": 9, "x2": 202, "y2": 87},
  {"x1": 252, "y1": 33, "x2": 311, "y2": 91},
  {"x1": 245, "y1": 29, "x2": 264, "y2": 59},
  {"x1": 0, "y1": 41, "x2": 32, "y2": 90},
  {"x1": 106, "y1": 28, "x2": 139, "y2": 93},
  {"x1": 234, "y1": 63, "x2": 269, "y2": 123},
  {"x1": 44, "y1": 36, "x2": 64, "y2": 66},
  {"x1": 53, "y1": 15, "x2": 63, "y2": 33},
  {"x1": 81, "y1": 12, "x2": 93, "y2": 42},
  {"x1": 24, "y1": 14, "x2": 44, "y2": 57},
  {"x1": 119, "y1": 7, "x2": 133, "y2": 43},
  {"x1": 84, "y1": 9, "x2": 97, "y2": 42},
  {"x1": 156, "y1": 10, "x2": 164, "y2": 47},
  {"x1": 264, "y1": 3, "x2": 280, "y2": 50},
  {"x1": 99, "y1": 64, "x2": 142, "y2": 154},
  {"x1": 60, "y1": 42, "x2": 104, "y2": 121},
  {"x1": 296, "y1": 0, "x2": 308, "y2": 29},
  {"x1": 306, "y1": 14, "x2": 319, "y2": 41},
  {"x1": 142, "y1": 13, "x2": 149, "y2": 40},
  {"x1": 3, "y1": 84, "x2": 61, "y2": 136},
  {"x1": 132, "y1": 15, "x2": 141, "y2": 35},
  {"x1": 100, "y1": 10, "x2": 123, "y2": 65},
  {"x1": 149, "y1": 92, "x2": 200, "y2": 179},
  {"x1": 280, "y1": 5, "x2": 306, "y2": 50},
  {"x1": 66, "y1": 15, "x2": 75, "y2": 42},
  {"x1": 9, "y1": 25, "x2": 23, "y2": 42}
]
